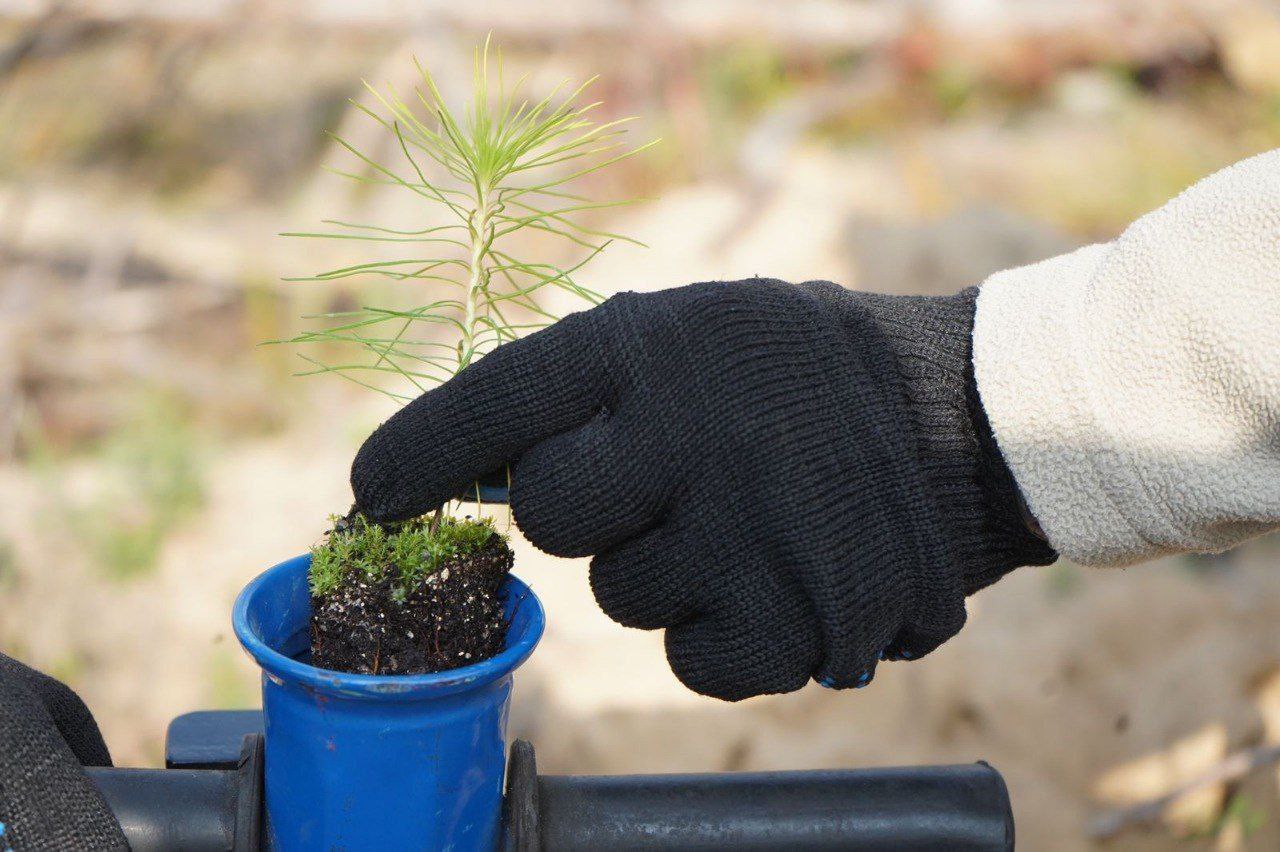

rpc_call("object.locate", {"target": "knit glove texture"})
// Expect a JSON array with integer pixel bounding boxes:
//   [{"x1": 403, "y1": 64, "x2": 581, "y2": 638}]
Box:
[
  {"x1": 0, "y1": 653, "x2": 127, "y2": 850},
  {"x1": 353, "y1": 278, "x2": 1054, "y2": 700}
]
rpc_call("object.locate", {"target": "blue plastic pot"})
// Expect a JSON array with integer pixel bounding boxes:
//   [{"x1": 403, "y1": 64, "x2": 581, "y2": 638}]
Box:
[{"x1": 233, "y1": 554, "x2": 544, "y2": 851}]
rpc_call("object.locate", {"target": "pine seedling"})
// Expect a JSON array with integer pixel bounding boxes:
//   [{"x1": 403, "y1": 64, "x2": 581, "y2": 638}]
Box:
[
  {"x1": 284, "y1": 40, "x2": 651, "y2": 602},
  {"x1": 282, "y1": 37, "x2": 653, "y2": 403}
]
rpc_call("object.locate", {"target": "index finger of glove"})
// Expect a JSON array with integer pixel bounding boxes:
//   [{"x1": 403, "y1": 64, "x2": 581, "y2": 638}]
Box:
[{"x1": 352, "y1": 309, "x2": 610, "y2": 522}]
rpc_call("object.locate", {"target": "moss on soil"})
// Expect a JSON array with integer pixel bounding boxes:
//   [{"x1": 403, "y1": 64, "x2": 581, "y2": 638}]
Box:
[{"x1": 308, "y1": 512, "x2": 512, "y2": 675}]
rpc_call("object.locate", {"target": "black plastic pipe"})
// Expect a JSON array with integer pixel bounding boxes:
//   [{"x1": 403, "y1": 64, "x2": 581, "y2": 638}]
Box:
[
  {"x1": 538, "y1": 765, "x2": 1013, "y2": 850},
  {"x1": 87, "y1": 734, "x2": 262, "y2": 852},
  {"x1": 503, "y1": 740, "x2": 1014, "y2": 851},
  {"x1": 88, "y1": 767, "x2": 237, "y2": 851},
  {"x1": 89, "y1": 730, "x2": 1013, "y2": 851}
]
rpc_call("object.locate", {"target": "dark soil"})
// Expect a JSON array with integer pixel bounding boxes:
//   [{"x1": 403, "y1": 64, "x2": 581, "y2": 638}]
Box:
[{"x1": 309, "y1": 534, "x2": 513, "y2": 675}]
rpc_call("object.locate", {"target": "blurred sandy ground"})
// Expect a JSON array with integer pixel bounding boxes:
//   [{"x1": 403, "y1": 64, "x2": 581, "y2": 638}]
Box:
[{"x1": 5, "y1": 1, "x2": 1280, "y2": 847}]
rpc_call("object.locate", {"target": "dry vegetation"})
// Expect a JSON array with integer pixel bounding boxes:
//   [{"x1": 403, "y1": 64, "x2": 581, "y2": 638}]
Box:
[{"x1": 3, "y1": 1, "x2": 1280, "y2": 847}]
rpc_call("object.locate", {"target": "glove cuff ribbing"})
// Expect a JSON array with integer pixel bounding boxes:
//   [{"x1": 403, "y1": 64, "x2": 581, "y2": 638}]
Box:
[{"x1": 853, "y1": 287, "x2": 1057, "y2": 595}]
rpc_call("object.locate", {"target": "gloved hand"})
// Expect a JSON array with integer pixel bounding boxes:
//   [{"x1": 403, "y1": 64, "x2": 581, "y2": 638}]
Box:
[
  {"x1": 0, "y1": 653, "x2": 126, "y2": 850},
  {"x1": 352, "y1": 278, "x2": 1055, "y2": 700}
]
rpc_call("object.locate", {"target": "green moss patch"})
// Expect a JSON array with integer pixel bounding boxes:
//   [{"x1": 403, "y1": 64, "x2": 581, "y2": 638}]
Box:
[{"x1": 309, "y1": 513, "x2": 502, "y2": 600}]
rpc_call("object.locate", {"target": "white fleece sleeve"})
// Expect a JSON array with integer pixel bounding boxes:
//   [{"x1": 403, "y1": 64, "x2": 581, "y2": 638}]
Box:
[{"x1": 973, "y1": 150, "x2": 1280, "y2": 567}]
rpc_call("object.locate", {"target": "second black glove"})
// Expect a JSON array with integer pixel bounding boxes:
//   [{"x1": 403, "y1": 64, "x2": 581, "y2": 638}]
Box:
[{"x1": 0, "y1": 653, "x2": 126, "y2": 850}]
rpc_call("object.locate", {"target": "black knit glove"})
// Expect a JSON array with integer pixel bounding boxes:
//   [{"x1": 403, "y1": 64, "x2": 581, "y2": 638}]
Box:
[
  {"x1": 0, "y1": 653, "x2": 126, "y2": 850},
  {"x1": 353, "y1": 278, "x2": 1055, "y2": 700}
]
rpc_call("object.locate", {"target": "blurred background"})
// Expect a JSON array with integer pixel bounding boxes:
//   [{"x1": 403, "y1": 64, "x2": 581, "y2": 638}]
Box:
[{"x1": 2, "y1": 0, "x2": 1280, "y2": 848}]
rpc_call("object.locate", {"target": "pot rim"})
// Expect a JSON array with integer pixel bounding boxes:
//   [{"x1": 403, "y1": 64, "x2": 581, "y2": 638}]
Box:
[{"x1": 233, "y1": 553, "x2": 544, "y2": 701}]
